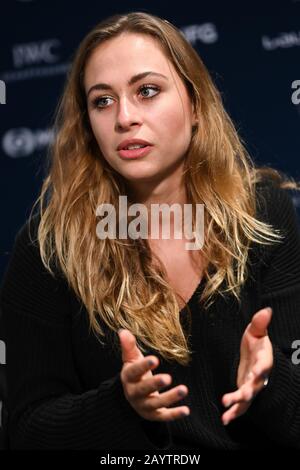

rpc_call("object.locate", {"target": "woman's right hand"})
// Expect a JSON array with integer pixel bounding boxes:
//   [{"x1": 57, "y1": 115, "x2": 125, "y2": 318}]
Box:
[{"x1": 118, "y1": 328, "x2": 190, "y2": 422}]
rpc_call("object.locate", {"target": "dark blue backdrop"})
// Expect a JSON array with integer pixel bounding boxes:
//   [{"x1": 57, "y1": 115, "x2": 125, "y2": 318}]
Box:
[{"x1": 1, "y1": 0, "x2": 300, "y2": 281}]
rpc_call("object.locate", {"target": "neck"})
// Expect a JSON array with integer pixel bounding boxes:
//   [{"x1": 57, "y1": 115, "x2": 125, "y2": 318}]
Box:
[
  {"x1": 126, "y1": 162, "x2": 187, "y2": 209},
  {"x1": 125, "y1": 164, "x2": 189, "y2": 239}
]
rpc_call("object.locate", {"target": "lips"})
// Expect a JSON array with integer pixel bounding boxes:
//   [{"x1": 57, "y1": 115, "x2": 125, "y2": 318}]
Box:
[
  {"x1": 117, "y1": 139, "x2": 152, "y2": 150},
  {"x1": 117, "y1": 145, "x2": 153, "y2": 159}
]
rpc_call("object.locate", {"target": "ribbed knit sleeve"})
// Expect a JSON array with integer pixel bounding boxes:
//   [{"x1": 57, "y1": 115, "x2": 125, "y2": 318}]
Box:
[
  {"x1": 0, "y1": 218, "x2": 172, "y2": 450},
  {"x1": 231, "y1": 181, "x2": 300, "y2": 447}
]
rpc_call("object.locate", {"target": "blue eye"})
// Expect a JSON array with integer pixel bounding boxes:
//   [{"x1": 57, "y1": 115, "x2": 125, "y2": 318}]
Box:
[
  {"x1": 139, "y1": 84, "x2": 160, "y2": 99},
  {"x1": 92, "y1": 96, "x2": 113, "y2": 108},
  {"x1": 91, "y1": 84, "x2": 160, "y2": 109}
]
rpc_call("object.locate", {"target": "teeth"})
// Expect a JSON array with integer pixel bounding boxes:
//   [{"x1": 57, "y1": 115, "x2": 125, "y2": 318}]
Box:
[{"x1": 124, "y1": 144, "x2": 147, "y2": 150}]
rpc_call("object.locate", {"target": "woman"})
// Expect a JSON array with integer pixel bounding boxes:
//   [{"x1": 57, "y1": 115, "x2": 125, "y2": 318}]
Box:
[{"x1": 1, "y1": 11, "x2": 300, "y2": 450}]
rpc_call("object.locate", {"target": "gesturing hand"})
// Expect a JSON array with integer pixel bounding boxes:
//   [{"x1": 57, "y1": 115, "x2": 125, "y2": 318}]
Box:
[
  {"x1": 221, "y1": 307, "x2": 273, "y2": 426},
  {"x1": 118, "y1": 328, "x2": 190, "y2": 422}
]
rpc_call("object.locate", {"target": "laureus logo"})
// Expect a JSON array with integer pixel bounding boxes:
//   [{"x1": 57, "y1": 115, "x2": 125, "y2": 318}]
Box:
[{"x1": 0, "y1": 80, "x2": 6, "y2": 104}]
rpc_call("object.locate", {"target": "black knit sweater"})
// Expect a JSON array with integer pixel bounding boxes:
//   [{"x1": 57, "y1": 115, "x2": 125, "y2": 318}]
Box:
[{"x1": 1, "y1": 178, "x2": 300, "y2": 450}]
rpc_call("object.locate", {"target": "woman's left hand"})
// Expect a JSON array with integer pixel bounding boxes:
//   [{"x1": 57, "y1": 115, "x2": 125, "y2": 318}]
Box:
[{"x1": 221, "y1": 307, "x2": 274, "y2": 426}]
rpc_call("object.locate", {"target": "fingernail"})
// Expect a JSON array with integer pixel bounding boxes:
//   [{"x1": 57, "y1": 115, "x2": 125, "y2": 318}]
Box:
[
  {"x1": 265, "y1": 307, "x2": 272, "y2": 314},
  {"x1": 225, "y1": 401, "x2": 231, "y2": 408},
  {"x1": 223, "y1": 419, "x2": 229, "y2": 426}
]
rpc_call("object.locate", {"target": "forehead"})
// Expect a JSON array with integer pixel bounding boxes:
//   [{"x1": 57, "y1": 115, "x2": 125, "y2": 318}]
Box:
[{"x1": 84, "y1": 33, "x2": 171, "y2": 85}]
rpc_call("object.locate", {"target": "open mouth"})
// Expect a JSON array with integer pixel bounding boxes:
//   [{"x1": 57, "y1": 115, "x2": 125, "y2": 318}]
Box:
[{"x1": 117, "y1": 145, "x2": 153, "y2": 159}]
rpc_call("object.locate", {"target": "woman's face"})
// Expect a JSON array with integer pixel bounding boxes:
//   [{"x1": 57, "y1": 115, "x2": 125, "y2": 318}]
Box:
[{"x1": 84, "y1": 32, "x2": 197, "y2": 184}]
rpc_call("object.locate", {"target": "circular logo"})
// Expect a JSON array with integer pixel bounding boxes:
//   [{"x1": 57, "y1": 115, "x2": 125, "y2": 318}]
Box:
[{"x1": 2, "y1": 128, "x2": 35, "y2": 158}]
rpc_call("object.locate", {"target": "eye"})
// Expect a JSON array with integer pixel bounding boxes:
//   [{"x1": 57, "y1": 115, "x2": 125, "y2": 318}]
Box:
[
  {"x1": 139, "y1": 84, "x2": 160, "y2": 99},
  {"x1": 92, "y1": 96, "x2": 113, "y2": 109},
  {"x1": 91, "y1": 84, "x2": 160, "y2": 110}
]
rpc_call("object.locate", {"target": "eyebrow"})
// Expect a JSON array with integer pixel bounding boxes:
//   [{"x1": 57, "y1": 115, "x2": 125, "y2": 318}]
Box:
[{"x1": 86, "y1": 71, "x2": 168, "y2": 97}]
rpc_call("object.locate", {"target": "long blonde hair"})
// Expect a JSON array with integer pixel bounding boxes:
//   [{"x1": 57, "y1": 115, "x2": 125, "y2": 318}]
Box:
[{"x1": 29, "y1": 11, "x2": 300, "y2": 365}]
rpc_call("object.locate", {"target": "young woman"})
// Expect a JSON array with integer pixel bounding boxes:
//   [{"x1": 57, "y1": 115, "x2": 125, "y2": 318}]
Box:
[{"x1": 1, "y1": 11, "x2": 300, "y2": 450}]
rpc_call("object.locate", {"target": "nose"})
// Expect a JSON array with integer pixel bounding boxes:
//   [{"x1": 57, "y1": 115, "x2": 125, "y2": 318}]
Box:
[{"x1": 115, "y1": 96, "x2": 142, "y2": 130}]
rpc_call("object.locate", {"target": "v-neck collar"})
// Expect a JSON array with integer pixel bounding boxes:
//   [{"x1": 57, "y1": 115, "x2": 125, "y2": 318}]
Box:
[{"x1": 179, "y1": 275, "x2": 206, "y2": 313}]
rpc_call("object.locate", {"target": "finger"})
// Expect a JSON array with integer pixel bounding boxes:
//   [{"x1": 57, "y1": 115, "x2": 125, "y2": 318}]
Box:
[
  {"x1": 150, "y1": 405, "x2": 191, "y2": 422},
  {"x1": 143, "y1": 384, "x2": 189, "y2": 412},
  {"x1": 248, "y1": 307, "x2": 272, "y2": 338},
  {"x1": 118, "y1": 329, "x2": 145, "y2": 363},
  {"x1": 222, "y1": 383, "x2": 254, "y2": 408},
  {"x1": 124, "y1": 355, "x2": 159, "y2": 383},
  {"x1": 222, "y1": 402, "x2": 249, "y2": 425},
  {"x1": 223, "y1": 370, "x2": 270, "y2": 411},
  {"x1": 131, "y1": 374, "x2": 172, "y2": 399}
]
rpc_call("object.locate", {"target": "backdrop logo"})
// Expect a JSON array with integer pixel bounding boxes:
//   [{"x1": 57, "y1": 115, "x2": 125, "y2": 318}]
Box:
[
  {"x1": 181, "y1": 23, "x2": 218, "y2": 45},
  {"x1": 1, "y1": 38, "x2": 70, "y2": 82},
  {"x1": 13, "y1": 39, "x2": 61, "y2": 68},
  {"x1": 291, "y1": 80, "x2": 300, "y2": 105},
  {"x1": 0, "y1": 80, "x2": 5, "y2": 104},
  {"x1": 262, "y1": 31, "x2": 300, "y2": 50},
  {"x1": 2, "y1": 127, "x2": 54, "y2": 158}
]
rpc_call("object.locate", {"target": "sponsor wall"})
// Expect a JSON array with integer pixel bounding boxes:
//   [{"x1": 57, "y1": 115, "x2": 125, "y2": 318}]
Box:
[
  {"x1": 0, "y1": 0, "x2": 299, "y2": 447},
  {"x1": 0, "y1": 0, "x2": 300, "y2": 280}
]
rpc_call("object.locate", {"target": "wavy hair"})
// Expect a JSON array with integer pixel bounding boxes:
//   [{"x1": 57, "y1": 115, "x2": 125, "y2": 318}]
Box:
[{"x1": 29, "y1": 11, "x2": 300, "y2": 365}]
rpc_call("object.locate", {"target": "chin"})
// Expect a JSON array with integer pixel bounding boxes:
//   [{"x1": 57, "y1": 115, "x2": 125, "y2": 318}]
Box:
[
  {"x1": 120, "y1": 164, "x2": 160, "y2": 181},
  {"x1": 123, "y1": 172, "x2": 158, "y2": 183}
]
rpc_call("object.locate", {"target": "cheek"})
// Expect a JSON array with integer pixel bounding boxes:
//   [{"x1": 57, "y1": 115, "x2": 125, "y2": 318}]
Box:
[
  {"x1": 88, "y1": 115, "x2": 100, "y2": 140},
  {"x1": 158, "y1": 109, "x2": 190, "y2": 152},
  {"x1": 89, "y1": 115, "x2": 109, "y2": 151},
  {"x1": 158, "y1": 98, "x2": 189, "y2": 136}
]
